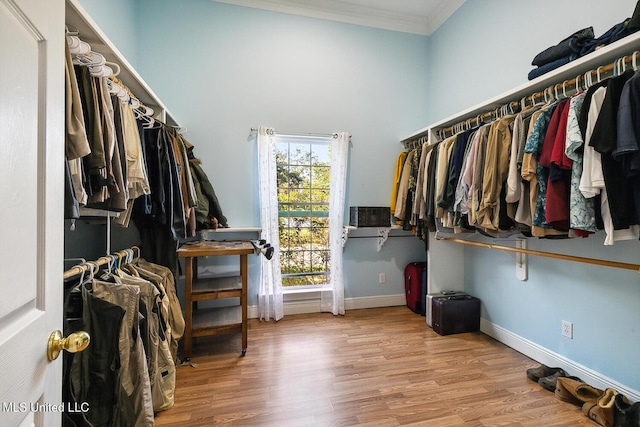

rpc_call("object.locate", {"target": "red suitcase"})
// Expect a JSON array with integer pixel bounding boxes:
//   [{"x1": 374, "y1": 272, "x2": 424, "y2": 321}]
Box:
[
  {"x1": 432, "y1": 295, "x2": 480, "y2": 336},
  {"x1": 404, "y1": 262, "x2": 426, "y2": 314}
]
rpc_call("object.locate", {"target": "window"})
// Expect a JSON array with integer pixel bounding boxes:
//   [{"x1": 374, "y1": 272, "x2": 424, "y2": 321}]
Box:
[{"x1": 275, "y1": 135, "x2": 332, "y2": 288}]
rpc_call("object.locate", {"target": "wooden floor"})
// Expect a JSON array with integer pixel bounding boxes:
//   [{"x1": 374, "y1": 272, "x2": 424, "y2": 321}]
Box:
[{"x1": 154, "y1": 306, "x2": 594, "y2": 426}]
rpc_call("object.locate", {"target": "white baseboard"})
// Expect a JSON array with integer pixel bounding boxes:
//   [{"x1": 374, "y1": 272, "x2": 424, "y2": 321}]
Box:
[
  {"x1": 344, "y1": 294, "x2": 407, "y2": 310},
  {"x1": 480, "y1": 318, "x2": 640, "y2": 402},
  {"x1": 247, "y1": 293, "x2": 406, "y2": 318}
]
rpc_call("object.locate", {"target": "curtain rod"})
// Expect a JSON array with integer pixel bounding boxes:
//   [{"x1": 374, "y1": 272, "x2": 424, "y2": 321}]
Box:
[
  {"x1": 412, "y1": 51, "x2": 639, "y2": 142},
  {"x1": 444, "y1": 238, "x2": 640, "y2": 273},
  {"x1": 250, "y1": 128, "x2": 344, "y2": 138}
]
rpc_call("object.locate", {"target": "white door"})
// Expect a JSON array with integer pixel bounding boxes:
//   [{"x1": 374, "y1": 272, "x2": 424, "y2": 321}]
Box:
[{"x1": 0, "y1": 0, "x2": 65, "y2": 425}]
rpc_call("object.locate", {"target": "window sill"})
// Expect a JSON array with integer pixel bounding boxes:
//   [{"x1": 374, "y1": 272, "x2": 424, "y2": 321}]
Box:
[{"x1": 282, "y1": 285, "x2": 330, "y2": 300}]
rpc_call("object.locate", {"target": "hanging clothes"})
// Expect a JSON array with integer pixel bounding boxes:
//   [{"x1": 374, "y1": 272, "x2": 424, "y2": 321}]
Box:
[
  {"x1": 613, "y1": 72, "x2": 640, "y2": 224},
  {"x1": 564, "y1": 92, "x2": 597, "y2": 235}
]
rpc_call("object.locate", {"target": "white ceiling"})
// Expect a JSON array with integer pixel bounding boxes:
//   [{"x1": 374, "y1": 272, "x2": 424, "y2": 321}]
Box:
[{"x1": 212, "y1": 0, "x2": 466, "y2": 35}]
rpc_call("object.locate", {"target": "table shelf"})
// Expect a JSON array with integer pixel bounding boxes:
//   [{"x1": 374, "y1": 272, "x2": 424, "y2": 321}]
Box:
[{"x1": 177, "y1": 240, "x2": 254, "y2": 358}]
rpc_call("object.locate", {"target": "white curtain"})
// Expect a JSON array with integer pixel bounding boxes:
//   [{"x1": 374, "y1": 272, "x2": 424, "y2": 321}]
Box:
[
  {"x1": 257, "y1": 126, "x2": 284, "y2": 321},
  {"x1": 321, "y1": 132, "x2": 350, "y2": 315}
]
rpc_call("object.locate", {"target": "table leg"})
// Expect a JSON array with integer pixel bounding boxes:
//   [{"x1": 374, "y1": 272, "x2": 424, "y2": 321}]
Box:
[
  {"x1": 184, "y1": 256, "x2": 193, "y2": 359},
  {"x1": 240, "y1": 253, "x2": 248, "y2": 356}
]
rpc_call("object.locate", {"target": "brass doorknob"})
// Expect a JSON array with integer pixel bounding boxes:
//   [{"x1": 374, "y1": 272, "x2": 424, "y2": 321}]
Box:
[{"x1": 47, "y1": 330, "x2": 90, "y2": 361}]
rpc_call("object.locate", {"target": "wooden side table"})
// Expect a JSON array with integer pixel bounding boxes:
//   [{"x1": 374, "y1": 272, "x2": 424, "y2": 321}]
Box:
[{"x1": 177, "y1": 240, "x2": 254, "y2": 358}]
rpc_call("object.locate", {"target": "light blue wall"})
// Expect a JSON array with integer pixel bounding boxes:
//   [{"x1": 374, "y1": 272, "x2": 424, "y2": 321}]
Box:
[
  {"x1": 427, "y1": 0, "x2": 637, "y2": 123},
  {"x1": 74, "y1": 0, "x2": 429, "y2": 305},
  {"x1": 75, "y1": 0, "x2": 138, "y2": 66},
  {"x1": 428, "y1": 0, "x2": 640, "y2": 393},
  {"x1": 130, "y1": 0, "x2": 429, "y2": 226}
]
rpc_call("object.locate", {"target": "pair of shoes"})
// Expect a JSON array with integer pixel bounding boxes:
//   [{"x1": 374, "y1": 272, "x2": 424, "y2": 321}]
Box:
[
  {"x1": 526, "y1": 364, "x2": 564, "y2": 382},
  {"x1": 250, "y1": 240, "x2": 275, "y2": 260},
  {"x1": 538, "y1": 370, "x2": 571, "y2": 392},
  {"x1": 614, "y1": 394, "x2": 640, "y2": 427},
  {"x1": 555, "y1": 377, "x2": 602, "y2": 405},
  {"x1": 582, "y1": 388, "x2": 626, "y2": 427}
]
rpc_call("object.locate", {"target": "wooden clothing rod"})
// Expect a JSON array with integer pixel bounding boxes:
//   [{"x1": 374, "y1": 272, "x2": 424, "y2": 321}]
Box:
[
  {"x1": 63, "y1": 246, "x2": 140, "y2": 279},
  {"x1": 444, "y1": 238, "x2": 640, "y2": 272}
]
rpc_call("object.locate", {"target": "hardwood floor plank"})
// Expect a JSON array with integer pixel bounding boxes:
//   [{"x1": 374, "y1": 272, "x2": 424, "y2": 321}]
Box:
[{"x1": 154, "y1": 307, "x2": 592, "y2": 426}]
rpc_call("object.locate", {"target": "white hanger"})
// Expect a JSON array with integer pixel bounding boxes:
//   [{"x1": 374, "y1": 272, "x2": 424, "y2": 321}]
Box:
[
  {"x1": 583, "y1": 70, "x2": 592, "y2": 90},
  {"x1": 105, "y1": 62, "x2": 120, "y2": 77},
  {"x1": 73, "y1": 51, "x2": 106, "y2": 68},
  {"x1": 596, "y1": 66, "x2": 604, "y2": 83},
  {"x1": 619, "y1": 56, "x2": 627, "y2": 75},
  {"x1": 130, "y1": 97, "x2": 140, "y2": 109},
  {"x1": 67, "y1": 35, "x2": 91, "y2": 55},
  {"x1": 575, "y1": 74, "x2": 582, "y2": 93},
  {"x1": 520, "y1": 96, "x2": 527, "y2": 111}
]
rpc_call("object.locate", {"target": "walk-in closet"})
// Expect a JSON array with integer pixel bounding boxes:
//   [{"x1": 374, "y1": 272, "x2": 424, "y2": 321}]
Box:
[{"x1": 1, "y1": 0, "x2": 639, "y2": 426}]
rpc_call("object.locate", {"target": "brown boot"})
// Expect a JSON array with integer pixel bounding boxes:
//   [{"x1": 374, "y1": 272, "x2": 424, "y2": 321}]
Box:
[
  {"x1": 556, "y1": 377, "x2": 603, "y2": 405},
  {"x1": 582, "y1": 388, "x2": 626, "y2": 427}
]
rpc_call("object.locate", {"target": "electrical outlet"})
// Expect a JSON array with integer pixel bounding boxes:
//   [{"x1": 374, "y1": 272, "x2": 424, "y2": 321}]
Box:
[
  {"x1": 379, "y1": 273, "x2": 386, "y2": 284},
  {"x1": 562, "y1": 320, "x2": 573, "y2": 339}
]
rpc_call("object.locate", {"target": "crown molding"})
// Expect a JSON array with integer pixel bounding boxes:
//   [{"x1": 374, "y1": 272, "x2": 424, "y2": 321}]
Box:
[
  {"x1": 426, "y1": 0, "x2": 465, "y2": 34},
  {"x1": 212, "y1": 0, "x2": 465, "y2": 36}
]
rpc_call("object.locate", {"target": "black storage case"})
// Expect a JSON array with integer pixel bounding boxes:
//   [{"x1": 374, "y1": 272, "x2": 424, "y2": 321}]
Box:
[
  {"x1": 432, "y1": 295, "x2": 481, "y2": 336},
  {"x1": 349, "y1": 207, "x2": 390, "y2": 227}
]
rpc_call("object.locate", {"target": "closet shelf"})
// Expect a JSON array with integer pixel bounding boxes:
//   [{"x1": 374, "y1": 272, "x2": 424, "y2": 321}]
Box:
[
  {"x1": 78, "y1": 207, "x2": 120, "y2": 219},
  {"x1": 342, "y1": 225, "x2": 411, "y2": 251},
  {"x1": 199, "y1": 227, "x2": 261, "y2": 241},
  {"x1": 192, "y1": 276, "x2": 242, "y2": 300},
  {"x1": 191, "y1": 306, "x2": 242, "y2": 334},
  {"x1": 65, "y1": 0, "x2": 179, "y2": 126},
  {"x1": 402, "y1": 30, "x2": 640, "y2": 142}
]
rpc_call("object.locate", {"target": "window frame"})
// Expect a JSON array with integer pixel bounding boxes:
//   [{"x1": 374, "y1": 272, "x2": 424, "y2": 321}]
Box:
[{"x1": 274, "y1": 134, "x2": 332, "y2": 292}]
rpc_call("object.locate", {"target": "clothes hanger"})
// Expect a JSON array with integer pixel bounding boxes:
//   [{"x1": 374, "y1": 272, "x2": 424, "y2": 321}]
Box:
[
  {"x1": 106, "y1": 62, "x2": 120, "y2": 77},
  {"x1": 574, "y1": 75, "x2": 582, "y2": 94},
  {"x1": 129, "y1": 96, "x2": 141, "y2": 109},
  {"x1": 583, "y1": 70, "x2": 593, "y2": 91},
  {"x1": 596, "y1": 66, "x2": 604, "y2": 83},
  {"x1": 520, "y1": 96, "x2": 528, "y2": 112},
  {"x1": 142, "y1": 114, "x2": 156, "y2": 129},
  {"x1": 89, "y1": 64, "x2": 113, "y2": 78},
  {"x1": 65, "y1": 25, "x2": 79, "y2": 36},
  {"x1": 618, "y1": 56, "x2": 627, "y2": 75},
  {"x1": 67, "y1": 35, "x2": 90, "y2": 56},
  {"x1": 80, "y1": 261, "x2": 99, "y2": 286},
  {"x1": 632, "y1": 51, "x2": 639, "y2": 71}
]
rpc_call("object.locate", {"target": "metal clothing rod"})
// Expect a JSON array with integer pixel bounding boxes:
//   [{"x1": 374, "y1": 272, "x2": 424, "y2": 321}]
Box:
[
  {"x1": 63, "y1": 246, "x2": 140, "y2": 280},
  {"x1": 444, "y1": 238, "x2": 640, "y2": 272}
]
